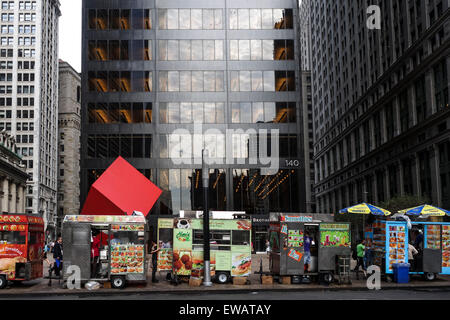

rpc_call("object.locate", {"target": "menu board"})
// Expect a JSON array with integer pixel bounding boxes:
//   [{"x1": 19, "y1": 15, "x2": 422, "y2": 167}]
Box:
[
  {"x1": 288, "y1": 229, "x2": 303, "y2": 248},
  {"x1": 320, "y1": 224, "x2": 351, "y2": 247},
  {"x1": 426, "y1": 225, "x2": 441, "y2": 250},
  {"x1": 111, "y1": 224, "x2": 144, "y2": 232},
  {"x1": 443, "y1": 226, "x2": 450, "y2": 268},
  {"x1": 157, "y1": 248, "x2": 173, "y2": 271},
  {"x1": 110, "y1": 244, "x2": 145, "y2": 274},
  {"x1": 387, "y1": 225, "x2": 406, "y2": 271}
]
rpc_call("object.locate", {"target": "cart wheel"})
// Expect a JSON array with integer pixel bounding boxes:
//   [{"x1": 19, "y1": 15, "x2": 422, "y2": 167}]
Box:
[
  {"x1": 216, "y1": 272, "x2": 229, "y2": 284},
  {"x1": 323, "y1": 272, "x2": 334, "y2": 284},
  {"x1": 0, "y1": 275, "x2": 7, "y2": 289},
  {"x1": 424, "y1": 273, "x2": 436, "y2": 281},
  {"x1": 111, "y1": 276, "x2": 126, "y2": 289}
]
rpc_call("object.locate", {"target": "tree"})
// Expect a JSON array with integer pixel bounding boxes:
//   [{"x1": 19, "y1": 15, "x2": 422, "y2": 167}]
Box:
[{"x1": 379, "y1": 194, "x2": 430, "y2": 214}]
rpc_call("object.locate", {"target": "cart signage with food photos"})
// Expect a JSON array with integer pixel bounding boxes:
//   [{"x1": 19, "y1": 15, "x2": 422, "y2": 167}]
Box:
[
  {"x1": 157, "y1": 218, "x2": 252, "y2": 279},
  {"x1": 318, "y1": 223, "x2": 351, "y2": 272},
  {"x1": 0, "y1": 215, "x2": 44, "y2": 285}
]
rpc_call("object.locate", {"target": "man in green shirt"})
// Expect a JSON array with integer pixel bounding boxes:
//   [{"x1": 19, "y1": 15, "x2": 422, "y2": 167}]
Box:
[{"x1": 354, "y1": 240, "x2": 366, "y2": 279}]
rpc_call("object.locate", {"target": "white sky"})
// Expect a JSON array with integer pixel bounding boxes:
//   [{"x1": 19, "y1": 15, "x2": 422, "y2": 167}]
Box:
[{"x1": 58, "y1": 0, "x2": 82, "y2": 72}]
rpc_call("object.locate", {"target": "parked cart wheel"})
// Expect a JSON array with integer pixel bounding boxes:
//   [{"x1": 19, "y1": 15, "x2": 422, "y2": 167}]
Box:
[
  {"x1": 216, "y1": 272, "x2": 229, "y2": 284},
  {"x1": 323, "y1": 272, "x2": 334, "y2": 284},
  {"x1": 0, "y1": 275, "x2": 7, "y2": 289},
  {"x1": 424, "y1": 272, "x2": 436, "y2": 281},
  {"x1": 111, "y1": 276, "x2": 126, "y2": 289}
]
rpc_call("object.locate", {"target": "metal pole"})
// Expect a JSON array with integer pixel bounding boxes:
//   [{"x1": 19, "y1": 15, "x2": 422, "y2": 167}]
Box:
[{"x1": 202, "y1": 149, "x2": 212, "y2": 286}]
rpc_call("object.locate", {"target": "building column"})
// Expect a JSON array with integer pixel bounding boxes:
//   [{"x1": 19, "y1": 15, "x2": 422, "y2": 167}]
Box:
[
  {"x1": 343, "y1": 139, "x2": 348, "y2": 167},
  {"x1": 373, "y1": 173, "x2": 379, "y2": 204},
  {"x1": 369, "y1": 117, "x2": 376, "y2": 152},
  {"x1": 384, "y1": 168, "x2": 391, "y2": 201},
  {"x1": 10, "y1": 182, "x2": 16, "y2": 214},
  {"x1": 398, "y1": 160, "x2": 405, "y2": 196},
  {"x1": 430, "y1": 144, "x2": 442, "y2": 206},
  {"x1": 2, "y1": 178, "x2": 9, "y2": 213},
  {"x1": 393, "y1": 96, "x2": 401, "y2": 137},
  {"x1": 425, "y1": 69, "x2": 436, "y2": 115},
  {"x1": 408, "y1": 85, "x2": 417, "y2": 127},
  {"x1": 381, "y1": 107, "x2": 388, "y2": 144},
  {"x1": 18, "y1": 186, "x2": 25, "y2": 213},
  {"x1": 412, "y1": 154, "x2": 421, "y2": 197},
  {"x1": 350, "y1": 132, "x2": 356, "y2": 162},
  {"x1": 359, "y1": 126, "x2": 365, "y2": 157}
]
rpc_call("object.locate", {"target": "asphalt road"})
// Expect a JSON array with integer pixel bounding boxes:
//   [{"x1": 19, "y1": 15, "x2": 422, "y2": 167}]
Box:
[{"x1": 4, "y1": 288, "x2": 450, "y2": 300}]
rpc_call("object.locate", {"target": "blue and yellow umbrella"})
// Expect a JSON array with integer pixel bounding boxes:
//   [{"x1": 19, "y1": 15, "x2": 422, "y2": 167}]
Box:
[
  {"x1": 339, "y1": 203, "x2": 391, "y2": 216},
  {"x1": 398, "y1": 205, "x2": 450, "y2": 217}
]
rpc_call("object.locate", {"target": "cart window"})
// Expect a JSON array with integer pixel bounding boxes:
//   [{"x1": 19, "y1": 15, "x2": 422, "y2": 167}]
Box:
[
  {"x1": 211, "y1": 230, "x2": 231, "y2": 245},
  {"x1": 28, "y1": 232, "x2": 41, "y2": 245},
  {"x1": 193, "y1": 229, "x2": 203, "y2": 245},
  {"x1": 158, "y1": 228, "x2": 173, "y2": 248},
  {"x1": 232, "y1": 230, "x2": 250, "y2": 246},
  {"x1": 111, "y1": 231, "x2": 144, "y2": 245},
  {"x1": 0, "y1": 231, "x2": 26, "y2": 244}
]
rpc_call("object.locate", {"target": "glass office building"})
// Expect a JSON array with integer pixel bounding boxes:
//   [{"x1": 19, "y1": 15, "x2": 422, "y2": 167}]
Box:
[{"x1": 81, "y1": 0, "x2": 306, "y2": 235}]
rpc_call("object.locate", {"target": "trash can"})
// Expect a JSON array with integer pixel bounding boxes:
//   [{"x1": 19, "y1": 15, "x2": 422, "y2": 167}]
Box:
[{"x1": 392, "y1": 263, "x2": 410, "y2": 283}]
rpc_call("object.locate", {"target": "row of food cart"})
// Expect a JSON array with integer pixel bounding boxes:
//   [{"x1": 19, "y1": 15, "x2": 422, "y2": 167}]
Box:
[{"x1": 1, "y1": 205, "x2": 449, "y2": 289}]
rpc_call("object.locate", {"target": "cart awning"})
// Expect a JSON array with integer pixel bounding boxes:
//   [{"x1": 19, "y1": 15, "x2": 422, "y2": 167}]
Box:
[{"x1": 81, "y1": 156, "x2": 162, "y2": 217}]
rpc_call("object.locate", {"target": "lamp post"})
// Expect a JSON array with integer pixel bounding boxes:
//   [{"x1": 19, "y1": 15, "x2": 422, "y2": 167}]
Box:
[{"x1": 202, "y1": 149, "x2": 212, "y2": 286}]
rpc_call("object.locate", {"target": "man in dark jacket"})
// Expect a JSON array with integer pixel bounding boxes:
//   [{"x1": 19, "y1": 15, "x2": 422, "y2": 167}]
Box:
[{"x1": 53, "y1": 236, "x2": 63, "y2": 277}]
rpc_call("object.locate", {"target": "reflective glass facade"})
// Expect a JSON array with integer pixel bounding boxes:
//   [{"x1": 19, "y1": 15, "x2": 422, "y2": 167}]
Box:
[{"x1": 81, "y1": 0, "x2": 305, "y2": 216}]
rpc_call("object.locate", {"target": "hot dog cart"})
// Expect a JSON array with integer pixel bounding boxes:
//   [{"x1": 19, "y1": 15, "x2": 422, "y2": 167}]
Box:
[
  {"x1": 62, "y1": 215, "x2": 148, "y2": 289},
  {"x1": 157, "y1": 216, "x2": 252, "y2": 284},
  {"x1": 268, "y1": 213, "x2": 351, "y2": 283},
  {"x1": 365, "y1": 220, "x2": 450, "y2": 281},
  {"x1": 0, "y1": 214, "x2": 44, "y2": 289}
]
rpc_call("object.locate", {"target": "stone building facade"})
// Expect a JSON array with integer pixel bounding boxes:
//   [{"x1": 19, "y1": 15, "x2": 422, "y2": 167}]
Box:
[
  {"x1": 0, "y1": 131, "x2": 28, "y2": 214},
  {"x1": 310, "y1": 1, "x2": 450, "y2": 212},
  {"x1": 57, "y1": 60, "x2": 81, "y2": 232}
]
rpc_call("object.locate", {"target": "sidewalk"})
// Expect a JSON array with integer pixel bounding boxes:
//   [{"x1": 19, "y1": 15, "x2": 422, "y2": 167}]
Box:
[{"x1": 1, "y1": 254, "x2": 450, "y2": 297}]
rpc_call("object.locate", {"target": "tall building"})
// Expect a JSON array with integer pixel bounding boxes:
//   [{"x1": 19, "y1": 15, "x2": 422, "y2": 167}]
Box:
[
  {"x1": 299, "y1": 0, "x2": 311, "y2": 71},
  {"x1": 81, "y1": 0, "x2": 306, "y2": 252},
  {"x1": 301, "y1": 70, "x2": 315, "y2": 212},
  {"x1": 310, "y1": 1, "x2": 450, "y2": 212},
  {"x1": 57, "y1": 60, "x2": 81, "y2": 232},
  {"x1": 299, "y1": 0, "x2": 315, "y2": 212},
  {"x1": 0, "y1": 0, "x2": 61, "y2": 234}
]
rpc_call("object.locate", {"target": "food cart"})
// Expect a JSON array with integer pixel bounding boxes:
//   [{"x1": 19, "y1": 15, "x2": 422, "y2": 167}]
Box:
[
  {"x1": 268, "y1": 213, "x2": 351, "y2": 284},
  {"x1": 157, "y1": 217, "x2": 252, "y2": 284},
  {"x1": 62, "y1": 215, "x2": 148, "y2": 289},
  {"x1": 0, "y1": 214, "x2": 44, "y2": 289},
  {"x1": 365, "y1": 220, "x2": 450, "y2": 281}
]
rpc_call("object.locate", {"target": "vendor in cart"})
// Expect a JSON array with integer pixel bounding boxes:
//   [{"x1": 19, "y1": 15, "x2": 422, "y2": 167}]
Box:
[{"x1": 91, "y1": 230, "x2": 101, "y2": 278}]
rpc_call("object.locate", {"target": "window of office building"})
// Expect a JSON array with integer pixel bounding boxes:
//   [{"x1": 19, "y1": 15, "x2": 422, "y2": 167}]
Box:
[
  {"x1": 88, "y1": 102, "x2": 152, "y2": 124},
  {"x1": 87, "y1": 134, "x2": 152, "y2": 159},
  {"x1": 88, "y1": 71, "x2": 152, "y2": 92},
  {"x1": 89, "y1": 9, "x2": 151, "y2": 30},
  {"x1": 158, "y1": 71, "x2": 224, "y2": 92},
  {"x1": 229, "y1": 39, "x2": 294, "y2": 61},
  {"x1": 229, "y1": 9, "x2": 293, "y2": 29},
  {"x1": 233, "y1": 168, "x2": 299, "y2": 213},
  {"x1": 230, "y1": 70, "x2": 295, "y2": 92},
  {"x1": 89, "y1": 40, "x2": 152, "y2": 61},
  {"x1": 158, "y1": 9, "x2": 223, "y2": 30},
  {"x1": 160, "y1": 102, "x2": 225, "y2": 124},
  {"x1": 159, "y1": 40, "x2": 223, "y2": 61}
]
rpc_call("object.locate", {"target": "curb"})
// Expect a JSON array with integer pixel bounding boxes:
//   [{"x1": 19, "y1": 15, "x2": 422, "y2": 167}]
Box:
[{"x1": 1, "y1": 282, "x2": 450, "y2": 298}]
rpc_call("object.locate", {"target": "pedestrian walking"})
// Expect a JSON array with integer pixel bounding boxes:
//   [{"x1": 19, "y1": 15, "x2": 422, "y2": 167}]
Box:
[
  {"x1": 354, "y1": 239, "x2": 366, "y2": 279},
  {"x1": 150, "y1": 240, "x2": 160, "y2": 283},
  {"x1": 53, "y1": 236, "x2": 63, "y2": 278},
  {"x1": 303, "y1": 231, "x2": 313, "y2": 274}
]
